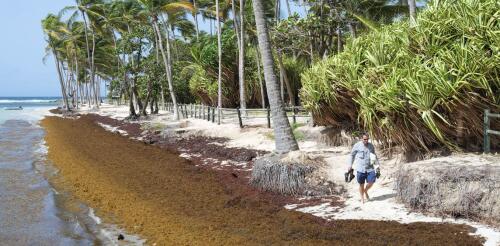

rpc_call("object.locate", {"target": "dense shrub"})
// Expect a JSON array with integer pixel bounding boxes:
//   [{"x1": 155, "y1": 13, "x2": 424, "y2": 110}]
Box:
[{"x1": 301, "y1": 0, "x2": 500, "y2": 156}]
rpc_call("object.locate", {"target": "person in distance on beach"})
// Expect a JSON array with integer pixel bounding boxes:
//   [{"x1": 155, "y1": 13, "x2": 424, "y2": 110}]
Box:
[{"x1": 347, "y1": 133, "x2": 380, "y2": 204}]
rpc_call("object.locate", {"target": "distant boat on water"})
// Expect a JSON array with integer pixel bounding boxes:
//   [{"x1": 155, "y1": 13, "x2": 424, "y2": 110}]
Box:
[{"x1": 4, "y1": 106, "x2": 23, "y2": 110}]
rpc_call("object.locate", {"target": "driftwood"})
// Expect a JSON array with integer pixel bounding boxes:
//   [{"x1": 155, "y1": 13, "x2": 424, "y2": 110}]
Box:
[{"x1": 395, "y1": 161, "x2": 500, "y2": 226}]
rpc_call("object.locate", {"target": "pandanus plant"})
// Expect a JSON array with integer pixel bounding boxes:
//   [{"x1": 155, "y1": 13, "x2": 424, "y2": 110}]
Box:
[{"x1": 301, "y1": 0, "x2": 499, "y2": 157}]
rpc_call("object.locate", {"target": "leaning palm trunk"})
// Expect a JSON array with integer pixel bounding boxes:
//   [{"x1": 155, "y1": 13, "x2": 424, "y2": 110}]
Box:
[
  {"x1": 152, "y1": 27, "x2": 166, "y2": 110},
  {"x1": 252, "y1": 0, "x2": 299, "y2": 153},
  {"x1": 53, "y1": 51, "x2": 70, "y2": 111},
  {"x1": 216, "y1": 0, "x2": 223, "y2": 124},
  {"x1": 153, "y1": 18, "x2": 179, "y2": 120},
  {"x1": 81, "y1": 10, "x2": 96, "y2": 108}
]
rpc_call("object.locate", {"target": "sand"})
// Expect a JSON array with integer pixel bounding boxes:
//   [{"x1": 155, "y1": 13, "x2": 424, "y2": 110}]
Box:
[{"x1": 41, "y1": 114, "x2": 485, "y2": 245}]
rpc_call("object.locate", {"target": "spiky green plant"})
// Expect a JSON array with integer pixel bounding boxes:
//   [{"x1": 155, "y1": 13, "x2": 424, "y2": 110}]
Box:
[{"x1": 301, "y1": 0, "x2": 500, "y2": 156}]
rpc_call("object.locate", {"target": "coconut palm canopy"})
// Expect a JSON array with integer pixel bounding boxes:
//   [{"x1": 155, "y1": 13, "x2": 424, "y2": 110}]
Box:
[{"x1": 43, "y1": 0, "x2": 498, "y2": 155}]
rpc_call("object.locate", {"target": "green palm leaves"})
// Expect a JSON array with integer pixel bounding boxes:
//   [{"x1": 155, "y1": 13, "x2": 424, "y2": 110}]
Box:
[{"x1": 301, "y1": 0, "x2": 499, "y2": 154}]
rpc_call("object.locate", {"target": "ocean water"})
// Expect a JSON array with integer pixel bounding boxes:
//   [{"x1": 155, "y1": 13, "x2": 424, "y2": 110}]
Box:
[
  {"x1": 0, "y1": 97, "x2": 100, "y2": 245},
  {"x1": 0, "y1": 97, "x2": 60, "y2": 124}
]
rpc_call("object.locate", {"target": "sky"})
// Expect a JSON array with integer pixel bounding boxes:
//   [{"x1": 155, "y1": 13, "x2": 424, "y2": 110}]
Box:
[
  {"x1": 0, "y1": 0, "x2": 305, "y2": 97},
  {"x1": 0, "y1": 1, "x2": 73, "y2": 97}
]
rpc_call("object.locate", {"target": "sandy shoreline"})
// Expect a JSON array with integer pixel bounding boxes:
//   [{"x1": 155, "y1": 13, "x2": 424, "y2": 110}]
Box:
[{"x1": 41, "y1": 111, "x2": 491, "y2": 245}]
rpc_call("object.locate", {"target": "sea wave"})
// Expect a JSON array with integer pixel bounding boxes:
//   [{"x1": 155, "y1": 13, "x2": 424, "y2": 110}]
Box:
[{"x1": 0, "y1": 99, "x2": 58, "y2": 103}]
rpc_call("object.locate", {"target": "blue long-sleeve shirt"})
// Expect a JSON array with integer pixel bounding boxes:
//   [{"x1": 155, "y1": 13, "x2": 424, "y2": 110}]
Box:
[{"x1": 347, "y1": 141, "x2": 378, "y2": 173}]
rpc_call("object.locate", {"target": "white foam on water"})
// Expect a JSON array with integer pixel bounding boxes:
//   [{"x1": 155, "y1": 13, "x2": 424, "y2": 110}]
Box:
[{"x1": 88, "y1": 208, "x2": 146, "y2": 246}]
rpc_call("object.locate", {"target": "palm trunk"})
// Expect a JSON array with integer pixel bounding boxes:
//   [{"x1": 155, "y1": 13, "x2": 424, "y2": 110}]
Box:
[
  {"x1": 252, "y1": 0, "x2": 299, "y2": 153},
  {"x1": 53, "y1": 51, "x2": 70, "y2": 111},
  {"x1": 216, "y1": 0, "x2": 223, "y2": 124},
  {"x1": 85, "y1": 79, "x2": 90, "y2": 106},
  {"x1": 348, "y1": 22, "x2": 356, "y2": 38},
  {"x1": 239, "y1": 0, "x2": 246, "y2": 111},
  {"x1": 169, "y1": 24, "x2": 179, "y2": 62},
  {"x1": 232, "y1": 0, "x2": 246, "y2": 110},
  {"x1": 277, "y1": 52, "x2": 295, "y2": 106},
  {"x1": 132, "y1": 78, "x2": 142, "y2": 112},
  {"x1": 81, "y1": 10, "x2": 94, "y2": 107},
  {"x1": 141, "y1": 83, "x2": 152, "y2": 116},
  {"x1": 210, "y1": 18, "x2": 213, "y2": 36},
  {"x1": 255, "y1": 48, "x2": 266, "y2": 109},
  {"x1": 91, "y1": 32, "x2": 99, "y2": 107},
  {"x1": 152, "y1": 25, "x2": 166, "y2": 110},
  {"x1": 285, "y1": 0, "x2": 292, "y2": 17},
  {"x1": 408, "y1": 0, "x2": 417, "y2": 26},
  {"x1": 275, "y1": 0, "x2": 280, "y2": 21},
  {"x1": 153, "y1": 18, "x2": 179, "y2": 120},
  {"x1": 309, "y1": 30, "x2": 314, "y2": 62},
  {"x1": 127, "y1": 79, "x2": 137, "y2": 118},
  {"x1": 337, "y1": 26, "x2": 343, "y2": 54},
  {"x1": 193, "y1": 0, "x2": 200, "y2": 40},
  {"x1": 74, "y1": 56, "x2": 80, "y2": 108}
]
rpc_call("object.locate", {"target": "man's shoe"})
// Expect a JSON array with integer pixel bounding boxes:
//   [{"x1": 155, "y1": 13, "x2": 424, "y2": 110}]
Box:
[{"x1": 345, "y1": 169, "x2": 355, "y2": 183}]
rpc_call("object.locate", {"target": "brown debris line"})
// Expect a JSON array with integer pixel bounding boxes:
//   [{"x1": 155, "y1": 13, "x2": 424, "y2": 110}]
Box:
[
  {"x1": 86, "y1": 114, "x2": 329, "y2": 206},
  {"x1": 49, "y1": 108, "x2": 62, "y2": 114},
  {"x1": 41, "y1": 115, "x2": 483, "y2": 246}
]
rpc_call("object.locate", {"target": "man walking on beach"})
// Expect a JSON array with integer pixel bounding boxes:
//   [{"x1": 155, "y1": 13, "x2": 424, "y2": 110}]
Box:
[{"x1": 347, "y1": 133, "x2": 379, "y2": 203}]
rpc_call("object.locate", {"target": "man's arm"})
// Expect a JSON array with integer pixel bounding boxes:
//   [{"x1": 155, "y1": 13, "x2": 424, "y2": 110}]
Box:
[
  {"x1": 347, "y1": 144, "x2": 358, "y2": 171},
  {"x1": 369, "y1": 144, "x2": 381, "y2": 167}
]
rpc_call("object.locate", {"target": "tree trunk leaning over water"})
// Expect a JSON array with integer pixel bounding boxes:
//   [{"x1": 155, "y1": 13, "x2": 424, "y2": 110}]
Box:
[{"x1": 252, "y1": 0, "x2": 299, "y2": 154}]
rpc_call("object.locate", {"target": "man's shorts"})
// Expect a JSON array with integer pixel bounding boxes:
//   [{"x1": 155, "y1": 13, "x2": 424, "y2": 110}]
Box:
[{"x1": 357, "y1": 171, "x2": 376, "y2": 184}]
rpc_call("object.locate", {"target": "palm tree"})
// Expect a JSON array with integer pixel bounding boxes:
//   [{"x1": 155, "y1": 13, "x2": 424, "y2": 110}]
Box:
[
  {"x1": 138, "y1": 0, "x2": 193, "y2": 120},
  {"x1": 238, "y1": 0, "x2": 246, "y2": 111},
  {"x1": 216, "y1": 0, "x2": 222, "y2": 124},
  {"x1": 42, "y1": 14, "x2": 71, "y2": 111},
  {"x1": 105, "y1": 0, "x2": 143, "y2": 117},
  {"x1": 59, "y1": 0, "x2": 105, "y2": 108},
  {"x1": 191, "y1": 0, "x2": 200, "y2": 39},
  {"x1": 252, "y1": 0, "x2": 299, "y2": 153}
]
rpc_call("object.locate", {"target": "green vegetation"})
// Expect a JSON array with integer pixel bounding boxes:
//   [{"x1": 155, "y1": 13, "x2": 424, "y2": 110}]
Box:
[
  {"x1": 301, "y1": 0, "x2": 499, "y2": 155},
  {"x1": 42, "y1": 0, "x2": 499, "y2": 155}
]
